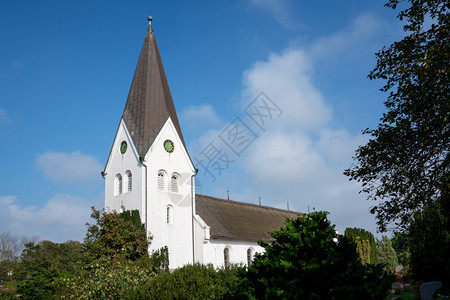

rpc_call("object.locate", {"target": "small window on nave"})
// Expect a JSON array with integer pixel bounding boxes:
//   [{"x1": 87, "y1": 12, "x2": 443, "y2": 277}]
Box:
[
  {"x1": 170, "y1": 174, "x2": 179, "y2": 193},
  {"x1": 125, "y1": 170, "x2": 132, "y2": 192},
  {"x1": 158, "y1": 172, "x2": 165, "y2": 191},
  {"x1": 224, "y1": 247, "x2": 231, "y2": 267},
  {"x1": 115, "y1": 174, "x2": 122, "y2": 196},
  {"x1": 247, "y1": 248, "x2": 254, "y2": 266}
]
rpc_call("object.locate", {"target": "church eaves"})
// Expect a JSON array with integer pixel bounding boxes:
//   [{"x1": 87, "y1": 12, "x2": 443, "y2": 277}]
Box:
[
  {"x1": 122, "y1": 23, "x2": 185, "y2": 157},
  {"x1": 196, "y1": 194, "x2": 302, "y2": 242}
]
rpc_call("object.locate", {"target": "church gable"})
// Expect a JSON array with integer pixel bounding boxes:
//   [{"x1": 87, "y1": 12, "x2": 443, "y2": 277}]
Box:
[
  {"x1": 143, "y1": 117, "x2": 194, "y2": 172},
  {"x1": 103, "y1": 119, "x2": 139, "y2": 176},
  {"x1": 104, "y1": 119, "x2": 143, "y2": 214}
]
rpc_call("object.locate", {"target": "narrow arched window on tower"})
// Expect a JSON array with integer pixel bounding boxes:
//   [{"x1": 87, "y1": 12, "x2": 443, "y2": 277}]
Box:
[
  {"x1": 166, "y1": 205, "x2": 173, "y2": 224},
  {"x1": 157, "y1": 172, "x2": 165, "y2": 191},
  {"x1": 170, "y1": 174, "x2": 179, "y2": 193},
  {"x1": 115, "y1": 174, "x2": 122, "y2": 196},
  {"x1": 125, "y1": 170, "x2": 132, "y2": 192},
  {"x1": 224, "y1": 247, "x2": 230, "y2": 267}
]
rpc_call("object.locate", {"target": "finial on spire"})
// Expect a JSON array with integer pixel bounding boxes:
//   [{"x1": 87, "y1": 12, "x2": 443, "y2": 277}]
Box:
[{"x1": 147, "y1": 9, "x2": 153, "y2": 25}]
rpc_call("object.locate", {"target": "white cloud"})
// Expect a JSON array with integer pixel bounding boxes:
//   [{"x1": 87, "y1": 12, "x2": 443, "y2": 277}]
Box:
[
  {"x1": 189, "y1": 13, "x2": 385, "y2": 235},
  {"x1": 35, "y1": 150, "x2": 103, "y2": 184},
  {"x1": 307, "y1": 13, "x2": 385, "y2": 61},
  {"x1": 242, "y1": 48, "x2": 332, "y2": 130},
  {"x1": 180, "y1": 104, "x2": 224, "y2": 133},
  {"x1": 0, "y1": 194, "x2": 100, "y2": 243},
  {"x1": 249, "y1": 0, "x2": 297, "y2": 29},
  {"x1": 316, "y1": 128, "x2": 368, "y2": 166},
  {"x1": 235, "y1": 15, "x2": 382, "y2": 234}
]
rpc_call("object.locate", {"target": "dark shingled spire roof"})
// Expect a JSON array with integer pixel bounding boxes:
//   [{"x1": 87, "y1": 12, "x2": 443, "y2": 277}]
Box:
[
  {"x1": 195, "y1": 194, "x2": 302, "y2": 242},
  {"x1": 122, "y1": 24, "x2": 185, "y2": 156}
]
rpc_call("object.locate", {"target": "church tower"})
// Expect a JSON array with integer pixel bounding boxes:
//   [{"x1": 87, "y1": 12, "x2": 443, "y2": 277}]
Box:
[{"x1": 102, "y1": 17, "x2": 197, "y2": 269}]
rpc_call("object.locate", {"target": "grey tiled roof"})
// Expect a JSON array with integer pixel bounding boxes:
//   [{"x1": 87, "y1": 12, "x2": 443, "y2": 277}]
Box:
[
  {"x1": 195, "y1": 194, "x2": 302, "y2": 242},
  {"x1": 122, "y1": 25, "x2": 185, "y2": 156}
]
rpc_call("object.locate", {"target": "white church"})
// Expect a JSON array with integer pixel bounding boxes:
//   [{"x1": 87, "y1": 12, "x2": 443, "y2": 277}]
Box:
[{"x1": 102, "y1": 18, "x2": 300, "y2": 269}]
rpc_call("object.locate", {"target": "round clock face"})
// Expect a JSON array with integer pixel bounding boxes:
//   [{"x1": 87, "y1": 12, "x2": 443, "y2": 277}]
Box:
[
  {"x1": 120, "y1": 141, "x2": 127, "y2": 154},
  {"x1": 164, "y1": 140, "x2": 174, "y2": 153}
]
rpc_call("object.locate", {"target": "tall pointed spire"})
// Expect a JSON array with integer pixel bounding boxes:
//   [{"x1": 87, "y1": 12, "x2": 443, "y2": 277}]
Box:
[{"x1": 122, "y1": 18, "x2": 185, "y2": 157}]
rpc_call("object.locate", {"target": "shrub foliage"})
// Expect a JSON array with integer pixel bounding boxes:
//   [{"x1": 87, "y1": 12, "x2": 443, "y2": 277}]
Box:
[
  {"x1": 239, "y1": 212, "x2": 392, "y2": 299},
  {"x1": 123, "y1": 264, "x2": 239, "y2": 300}
]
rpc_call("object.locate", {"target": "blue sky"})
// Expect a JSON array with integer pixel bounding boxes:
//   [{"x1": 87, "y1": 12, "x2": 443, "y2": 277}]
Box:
[{"x1": 0, "y1": 0, "x2": 404, "y2": 242}]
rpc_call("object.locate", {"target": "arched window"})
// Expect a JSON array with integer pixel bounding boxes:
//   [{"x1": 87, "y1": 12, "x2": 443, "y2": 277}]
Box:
[
  {"x1": 125, "y1": 170, "x2": 132, "y2": 192},
  {"x1": 224, "y1": 247, "x2": 231, "y2": 267},
  {"x1": 247, "y1": 248, "x2": 254, "y2": 266},
  {"x1": 170, "y1": 174, "x2": 179, "y2": 193},
  {"x1": 157, "y1": 172, "x2": 165, "y2": 191},
  {"x1": 115, "y1": 174, "x2": 122, "y2": 195},
  {"x1": 166, "y1": 205, "x2": 173, "y2": 224}
]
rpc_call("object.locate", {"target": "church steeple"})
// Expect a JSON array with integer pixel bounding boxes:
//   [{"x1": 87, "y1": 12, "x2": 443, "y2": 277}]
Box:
[{"x1": 122, "y1": 18, "x2": 185, "y2": 157}]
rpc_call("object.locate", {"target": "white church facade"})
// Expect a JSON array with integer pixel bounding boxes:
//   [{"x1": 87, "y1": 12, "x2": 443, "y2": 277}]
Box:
[{"x1": 102, "y1": 19, "x2": 300, "y2": 269}]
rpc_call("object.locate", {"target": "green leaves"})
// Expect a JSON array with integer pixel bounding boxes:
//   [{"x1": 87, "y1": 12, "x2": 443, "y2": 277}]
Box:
[
  {"x1": 375, "y1": 236, "x2": 399, "y2": 272},
  {"x1": 83, "y1": 207, "x2": 151, "y2": 261},
  {"x1": 123, "y1": 264, "x2": 239, "y2": 300},
  {"x1": 345, "y1": 0, "x2": 449, "y2": 231},
  {"x1": 240, "y1": 212, "x2": 392, "y2": 299}
]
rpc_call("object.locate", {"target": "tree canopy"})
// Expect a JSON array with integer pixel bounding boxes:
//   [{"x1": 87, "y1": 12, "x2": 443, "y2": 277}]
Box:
[
  {"x1": 376, "y1": 236, "x2": 399, "y2": 273},
  {"x1": 344, "y1": 227, "x2": 377, "y2": 265},
  {"x1": 239, "y1": 212, "x2": 392, "y2": 299},
  {"x1": 83, "y1": 207, "x2": 150, "y2": 261},
  {"x1": 345, "y1": 0, "x2": 449, "y2": 231},
  {"x1": 408, "y1": 200, "x2": 450, "y2": 284}
]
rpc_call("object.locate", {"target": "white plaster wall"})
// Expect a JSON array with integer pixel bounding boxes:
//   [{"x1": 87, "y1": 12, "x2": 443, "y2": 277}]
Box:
[
  {"x1": 202, "y1": 239, "x2": 265, "y2": 268},
  {"x1": 143, "y1": 118, "x2": 196, "y2": 269},
  {"x1": 104, "y1": 120, "x2": 143, "y2": 215},
  {"x1": 193, "y1": 213, "x2": 210, "y2": 264}
]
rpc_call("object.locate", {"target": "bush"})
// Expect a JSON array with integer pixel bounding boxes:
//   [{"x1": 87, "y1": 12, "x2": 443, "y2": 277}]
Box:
[
  {"x1": 59, "y1": 256, "x2": 155, "y2": 299},
  {"x1": 123, "y1": 264, "x2": 239, "y2": 299},
  {"x1": 239, "y1": 212, "x2": 393, "y2": 299},
  {"x1": 17, "y1": 268, "x2": 61, "y2": 300},
  {"x1": 0, "y1": 284, "x2": 17, "y2": 300}
]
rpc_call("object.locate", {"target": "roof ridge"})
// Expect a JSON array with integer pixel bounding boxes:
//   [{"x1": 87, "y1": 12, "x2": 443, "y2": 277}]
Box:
[{"x1": 195, "y1": 193, "x2": 302, "y2": 215}]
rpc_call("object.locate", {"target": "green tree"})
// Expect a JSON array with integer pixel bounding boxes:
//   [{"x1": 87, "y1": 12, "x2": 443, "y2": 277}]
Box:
[
  {"x1": 376, "y1": 236, "x2": 399, "y2": 273},
  {"x1": 355, "y1": 236, "x2": 371, "y2": 265},
  {"x1": 344, "y1": 227, "x2": 377, "y2": 264},
  {"x1": 0, "y1": 232, "x2": 37, "y2": 282},
  {"x1": 15, "y1": 240, "x2": 83, "y2": 300},
  {"x1": 408, "y1": 200, "x2": 450, "y2": 284},
  {"x1": 239, "y1": 212, "x2": 392, "y2": 299},
  {"x1": 16, "y1": 240, "x2": 83, "y2": 281},
  {"x1": 59, "y1": 208, "x2": 157, "y2": 299},
  {"x1": 391, "y1": 231, "x2": 411, "y2": 270},
  {"x1": 17, "y1": 268, "x2": 61, "y2": 300},
  {"x1": 344, "y1": 0, "x2": 449, "y2": 231},
  {"x1": 83, "y1": 207, "x2": 150, "y2": 261}
]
